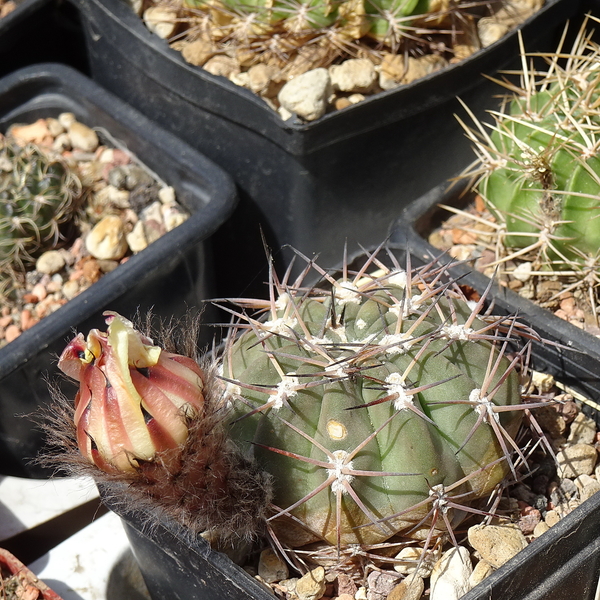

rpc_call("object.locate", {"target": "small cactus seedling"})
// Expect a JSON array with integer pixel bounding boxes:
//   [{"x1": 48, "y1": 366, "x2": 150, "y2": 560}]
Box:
[
  {"x1": 218, "y1": 249, "x2": 550, "y2": 550},
  {"x1": 457, "y1": 17, "x2": 600, "y2": 311},
  {"x1": 0, "y1": 138, "x2": 82, "y2": 274}
]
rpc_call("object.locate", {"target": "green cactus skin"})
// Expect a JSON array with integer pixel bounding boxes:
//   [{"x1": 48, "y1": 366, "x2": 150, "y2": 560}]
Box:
[
  {"x1": 219, "y1": 256, "x2": 531, "y2": 548},
  {"x1": 0, "y1": 140, "x2": 81, "y2": 271},
  {"x1": 463, "y1": 21, "x2": 600, "y2": 272}
]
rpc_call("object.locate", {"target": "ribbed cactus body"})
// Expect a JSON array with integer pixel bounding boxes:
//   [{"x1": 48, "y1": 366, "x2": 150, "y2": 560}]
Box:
[
  {"x1": 467, "y1": 28, "x2": 600, "y2": 270},
  {"x1": 0, "y1": 140, "x2": 81, "y2": 270},
  {"x1": 222, "y1": 268, "x2": 523, "y2": 546}
]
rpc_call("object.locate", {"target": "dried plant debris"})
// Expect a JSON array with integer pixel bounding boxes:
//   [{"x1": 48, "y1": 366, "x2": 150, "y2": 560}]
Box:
[
  {"x1": 43, "y1": 247, "x2": 600, "y2": 600},
  {"x1": 0, "y1": 114, "x2": 189, "y2": 347},
  {"x1": 129, "y1": 0, "x2": 544, "y2": 120}
]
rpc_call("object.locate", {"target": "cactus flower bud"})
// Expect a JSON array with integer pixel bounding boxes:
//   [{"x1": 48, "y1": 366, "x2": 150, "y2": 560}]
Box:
[{"x1": 58, "y1": 311, "x2": 205, "y2": 473}]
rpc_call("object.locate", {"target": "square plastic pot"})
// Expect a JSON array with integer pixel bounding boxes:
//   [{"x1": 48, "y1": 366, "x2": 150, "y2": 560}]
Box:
[
  {"x1": 0, "y1": 0, "x2": 88, "y2": 77},
  {"x1": 0, "y1": 63, "x2": 238, "y2": 478},
  {"x1": 96, "y1": 261, "x2": 600, "y2": 600},
  {"x1": 71, "y1": 0, "x2": 579, "y2": 294}
]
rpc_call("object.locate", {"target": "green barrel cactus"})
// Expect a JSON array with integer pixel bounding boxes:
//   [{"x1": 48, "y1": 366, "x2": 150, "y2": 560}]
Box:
[
  {"x1": 0, "y1": 139, "x2": 82, "y2": 272},
  {"x1": 461, "y1": 18, "x2": 600, "y2": 273},
  {"x1": 220, "y1": 255, "x2": 531, "y2": 547}
]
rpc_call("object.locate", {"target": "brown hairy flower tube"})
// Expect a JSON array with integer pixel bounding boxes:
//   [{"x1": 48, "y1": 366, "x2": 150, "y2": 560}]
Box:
[{"x1": 43, "y1": 311, "x2": 273, "y2": 545}]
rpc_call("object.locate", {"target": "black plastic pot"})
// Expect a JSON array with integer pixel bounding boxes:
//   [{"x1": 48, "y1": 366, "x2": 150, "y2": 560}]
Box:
[
  {"x1": 72, "y1": 0, "x2": 579, "y2": 295},
  {"x1": 98, "y1": 257, "x2": 600, "y2": 600},
  {"x1": 0, "y1": 0, "x2": 88, "y2": 78},
  {"x1": 0, "y1": 64, "x2": 238, "y2": 478}
]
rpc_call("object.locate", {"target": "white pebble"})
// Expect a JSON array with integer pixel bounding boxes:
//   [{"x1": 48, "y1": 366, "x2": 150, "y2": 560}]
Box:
[
  {"x1": 468, "y1": 523, "x2": 528, "y2": 568},
  {"x1": 62, "y1": 280, "x2": 80, "y2": 300},
  {"x1": 68, "y1": 121, "x2": 99, "y2": 152},
  {"x1": 58, "y1": 112, "x2": 76, "y2": 130},
  {"x1": 143, "y1": 6, "x2": 178, "y2": 38},
  {"x1": 36, "y1": 250, "x2": 65, "y2": 275},
  {"x1": 430, "y1": 546, "x2": 472, "y2": 600},
  {"x1": 329, "y1": 58, "x2": 376, "y2": 93},
  {"x1": 126, "y1": 220, "x2": 148, "y2": 253},
  {"x1": 158, "y1": 186, "x2": 176, "y2": 204},
  {"x1": 278, "y1": 68, "x2": 332, "y2": 122},
  {"x1": 557, "y1": 444, "x2": 598, "y2": 478},
  {"x1": 85, "y1": 215, "x2": 129, "y2": 260}
]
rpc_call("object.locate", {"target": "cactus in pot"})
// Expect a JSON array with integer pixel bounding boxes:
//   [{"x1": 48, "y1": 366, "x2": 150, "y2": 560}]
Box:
[
  {"x1": 0, "y1": 138, "x2": 82, "y2": 291},
  {"x1": 45, "y1": 250, "x2": 552, "y2": 565},
  {"x1": 459, "y1": 16, "x2": 600, "y2": 281}
]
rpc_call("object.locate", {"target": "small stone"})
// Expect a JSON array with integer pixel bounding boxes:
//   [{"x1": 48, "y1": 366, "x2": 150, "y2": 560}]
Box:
[
  {"x1": 568, "y1": 412, "x2": 597, "y2": 445},
  {"x1": 394, "y1": 546, "x2": 439, "y2": 578},
  {"x1": 95, "y1": 185, "x2": 131, "y2": 209},
  {"x1": 247, "y1": 64, "x2": 277, "y2": 95},
  {"x1": 68, "y1": 121, "x2": 99, "y2": 152},
  {"x1": 46, "y1": 118, "x2": 64, "y2": 137},
  {"x1": 181, "y1": 39, "x2": 215, "y2": 66},
  {"x1": 162, "y1": 205, "x2": 188, "y2": 231},
  {"x1": 533, "y1": 521, "x2": 550, "y2": 538},
  {"x1": 258, "y1": 548, "x2": 289, "y2": 584},
  {"x1": 430, "y1": 546, "x2": 472, "y2": 600},
  {"x1": 329, "y1": 59, "x2": 376, "y2": 93},
  {"x1": 386, "y1": 575, "x2": 424, "y2": 600},
  {"x1": 337, "y1": 595, "x2": 354, "y2": 600},
  {"x1": 556, "y1": 444, "x2": 598, "y2": 478},
  {"x1": 296, "y1": 567, "x2": 326, "y2": 600},
  {"x1": 512, "y1": 261, "x2": 532, "y2": 282},
  {"x1": 158, "y1": 186, "x2": 176, "y2": 204},
  {"x1": 278, "y1": 68, "x2": 332, "y2": 122},
  {"x1": 518, "y1": 508, "x2": 541, "y2": 535},
  {"x1": 126, "y1": 220, "x2": 148, "y2": 253},
  {"x1": 5, "y1": 325, "x2": 21, "y2": 343},
  {"x1": 58, "y1": 112, "x2": 76, "y2": 130},
  {"x1": 334, "y1": 97, "x2": 352, "y2": 110},
  {"x1": 468, "y1": 560, "x2": 494, "y2": 587},
  {"x1": 530, "y1": 370, "x2": 555, "y2": 393},
  {"x1": 467, "y1": 523, "x2": 528, "y2": 569},
  {"x1": 81, "y1": 257, "x2": 103, "y2": 283},
  {"x1": 31, "y1": 283, "x2": 47, "y2": 302},
  {"x1": 203, "y1": 56, "x2": 241, "y2": 79},
  {"x1": 355, "y1": 587, "x2": 367, "y2": 600},
  {"x1": 143, "y1": 6, "x2": 178, "y2": 38},
  {"x1": 545, "y1": 509, "x2": 561, "y2": 527},
  {"x1": 85, "y1": 215, "x2": 129, "y2": 260},
  {"x1": 52, "y1": 132, "x2": 71, "y2": 152},
  {"x1": 575, "y1": 474, "x2": 600, "y2": 502},
  {"x1": 62, "y1": 280, "x2": 80, "y2": 301},
  {"x1": 36, "y1": 250, "x2": 66, "y2": 275},
  {"x1": 379, "y1": 54, "x2": 447, "y2": 90},
  {"x1": 9, "y1": 119, "x2": 50, "y2": 145},
  {"x1": 478, "y1": 18, "x2": 509, "y2": 47},
  {"x1": 122, "y1": 165, "x2": 155, "y2": 190},
  {"x1": 366, "y1": 571, "x2": 402, "y2": 600}
]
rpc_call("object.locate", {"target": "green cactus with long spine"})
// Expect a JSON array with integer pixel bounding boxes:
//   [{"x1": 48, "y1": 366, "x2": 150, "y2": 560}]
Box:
[
  {"x1": 219, "y1": 254, "x2": 535, "y2": 548},
  {"x1": 460, "y1": 18, "x2": 600, "y2": 274},
  {"x1": 0, "y1": 139, "x2": 82, "y2": 273}
]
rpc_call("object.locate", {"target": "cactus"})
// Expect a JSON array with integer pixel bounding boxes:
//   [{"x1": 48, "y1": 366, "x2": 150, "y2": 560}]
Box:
[
  {"x1": 219, "y1": 251, "x2": 546, "y2": 549},
  {"x1": 459, "y1": 18, "x2": 600, "y2": 278},
  {"x1": 48, "y1": 252, "x2": 551, "y2": 557},
  {"x1": 0, "y1": 139, "x2": 82, "y2": 273}
]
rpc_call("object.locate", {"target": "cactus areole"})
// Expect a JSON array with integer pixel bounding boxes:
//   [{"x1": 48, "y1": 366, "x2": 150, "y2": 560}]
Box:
[{"x1": 221, "y1": 260, "x2": 525, "y2": 547}]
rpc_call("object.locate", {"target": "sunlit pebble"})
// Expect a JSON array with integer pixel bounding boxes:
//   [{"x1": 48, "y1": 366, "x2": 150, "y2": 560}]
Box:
[
  {"x1": 0, "y1": 316, "x2": 12, "y2": 328},
  {"x1": 5, "y1": 325, "x2": 21, "y2": 343},
  {"x1": 20, "y1": 309, "x2": 38, "y2": 331}
]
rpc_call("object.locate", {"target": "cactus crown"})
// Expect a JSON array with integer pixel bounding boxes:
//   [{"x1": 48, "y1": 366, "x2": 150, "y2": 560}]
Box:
[
  {"x1": 458, "y1": 17, "x2": 600, "y2": 290},
  {"x1": 0, "y1": 138, "x2": 82, "y2": 276},
  {"x1": 218, "y1": 249, "x2": 548, "y2": 553}
]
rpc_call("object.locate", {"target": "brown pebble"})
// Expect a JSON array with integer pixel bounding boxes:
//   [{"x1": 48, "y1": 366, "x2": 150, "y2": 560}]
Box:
[
  {"x1": 22, "y1": 293, "x2": 39, "y2": 304},
  {"x1": 334, "y1": 97, "x2": 352, "y2": 110},
  {"x1": 5, "y1": 325, "x2": 21, "y2": 343},
  {"x1": 81, "y1": 257, "x2": 102, "y2": 283},
  {"x1": 20, "y1": 309, "x2": 36, "y2": 331}
]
